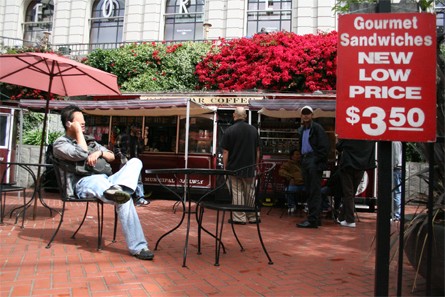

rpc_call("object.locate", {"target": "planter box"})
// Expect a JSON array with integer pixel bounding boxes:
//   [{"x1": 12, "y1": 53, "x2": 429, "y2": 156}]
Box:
[{"x1": 405, "y1": 215, "x2": 445, "y2": 294}]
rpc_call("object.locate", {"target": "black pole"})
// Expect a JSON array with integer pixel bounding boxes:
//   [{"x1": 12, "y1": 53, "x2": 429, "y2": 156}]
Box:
[
  {"x1": 396, "y1": 142, "x2": 407, "y2": 296},
  {"x1": 374, "y1": 2, "x2": 391, "y2": 295},
  {"x1": 375, "y1": 141, "x2": 392, "y2": 296}
]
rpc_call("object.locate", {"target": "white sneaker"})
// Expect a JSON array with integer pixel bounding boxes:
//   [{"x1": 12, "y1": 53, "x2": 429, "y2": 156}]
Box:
[{"x1": 340, "y1": 220, "x2": 356, "y2": 228}]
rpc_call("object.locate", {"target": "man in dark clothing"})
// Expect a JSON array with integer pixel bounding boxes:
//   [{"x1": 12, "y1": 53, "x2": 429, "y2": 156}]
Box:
[
  {"x1": 115, "y1": 125, "x2": 150, "y2": 206},
  {"x1": 336, "y1": 139, "x2": 376, "y2": 228},
  {"x1": 221, "y1": 107, "x2": 260, "y2": 224},
  {"x1": 296, "y1": 105, "x2": 330, "y2": 229}
]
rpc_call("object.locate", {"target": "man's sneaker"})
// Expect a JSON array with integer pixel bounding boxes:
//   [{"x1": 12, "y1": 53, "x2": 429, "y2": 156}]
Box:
[
  {"x1": 136, "y1": 197, "x2": 150, "y2": 206},
  {"x1": 288, "y1": 207, "x2": 296, "y2": 215},
  {"x1": 104, "y1": 185, "x2": 131, "y2": 204},
  {"x1": 340, "y1": 220, "x2": 356, "y2": 228},
  {"x1": 134, "y1": 248, "x2": 154, "y2": 260}
]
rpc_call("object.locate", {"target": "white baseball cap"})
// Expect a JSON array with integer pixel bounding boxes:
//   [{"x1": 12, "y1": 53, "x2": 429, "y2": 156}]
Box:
[{"x1": 301, "y1": 105, "x2": 313, "y2": 114}]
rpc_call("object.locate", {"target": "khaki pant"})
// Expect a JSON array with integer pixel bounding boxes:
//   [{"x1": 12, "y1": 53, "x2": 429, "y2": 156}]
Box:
[{"x1": 227, "y1": 176, "x2": 259, "y2": 223}]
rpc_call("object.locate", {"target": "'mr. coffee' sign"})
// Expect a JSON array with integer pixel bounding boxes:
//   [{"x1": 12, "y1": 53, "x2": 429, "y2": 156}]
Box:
[{"x1": 336, "y1": 13, "x2": 437, "y2": 142}]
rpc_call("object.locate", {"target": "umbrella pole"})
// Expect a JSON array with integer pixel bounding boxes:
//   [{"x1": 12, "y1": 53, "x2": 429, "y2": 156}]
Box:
[{"x1": 33, "y1": 78, "x2": 53, "y2": 220}]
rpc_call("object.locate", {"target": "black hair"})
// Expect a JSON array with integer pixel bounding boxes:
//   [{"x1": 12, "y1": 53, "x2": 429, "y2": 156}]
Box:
[
  {"x1": 289, "y1": 148, "x2": 299, "y2": 158},
  {"x1": 60, "y1": 104, "x2": 82, "y2": 130}
]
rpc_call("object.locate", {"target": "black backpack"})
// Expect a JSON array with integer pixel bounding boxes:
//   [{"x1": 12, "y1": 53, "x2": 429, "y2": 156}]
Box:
[{"x1": 41, "y1": 144, "x2": 59, "y2": 192}]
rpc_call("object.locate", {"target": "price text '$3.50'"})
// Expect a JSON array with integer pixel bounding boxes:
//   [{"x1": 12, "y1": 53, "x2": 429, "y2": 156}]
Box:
[{"x1": 345, "y1": 106, "x2": 425, "y2": 136}]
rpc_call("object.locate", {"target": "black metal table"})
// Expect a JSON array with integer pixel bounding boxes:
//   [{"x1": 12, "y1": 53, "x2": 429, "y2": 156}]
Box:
[
  {"x1": 145, "y1": 168, "x2": 233, "y2": 267},
  {"x1": 0, "y1": 161, "x2": 54, "y2": 228}
]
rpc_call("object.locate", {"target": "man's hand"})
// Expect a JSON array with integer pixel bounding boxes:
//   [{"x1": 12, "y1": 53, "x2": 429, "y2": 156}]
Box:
[{"x1": 86, "y1": 150, "x2": 102, "y2": 167}]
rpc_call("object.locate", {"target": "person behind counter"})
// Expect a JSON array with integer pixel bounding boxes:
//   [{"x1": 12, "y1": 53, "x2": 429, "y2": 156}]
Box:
[
  {"x1": 115, "y1": 125, "x2": 150, "y2": 206},
  {"x1": 278, "y1": 149, "x2": 305, "y2": 215}
]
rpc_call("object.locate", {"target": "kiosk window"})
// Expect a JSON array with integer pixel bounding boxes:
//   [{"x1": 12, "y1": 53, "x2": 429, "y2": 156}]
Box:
[
  {"x1": 145, "y1": 116, "x2": 177, "y2": 152},
  {"x1": 0, "y1": 115, "x2": 8, "y2": 147},
  {"x1": 179, "y1": 115, "x2": 213, "y2": 154}
]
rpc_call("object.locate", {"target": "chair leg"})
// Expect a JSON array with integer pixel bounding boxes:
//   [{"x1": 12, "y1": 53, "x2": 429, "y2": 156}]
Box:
[
  {"x1": 1, "y1": 192, "x2": 5, "y2": 225},
  {"x1": 112, "y1": 206, "x2": 117, "y2": 243},
  {"x1": 197, "y1": 205, "x2": 203, "y2": 255},
  {"x1": 97, "y1": 202, "x2": 103, "y2": 250},
  {"x1": 253, "y1": 212, "x2": 274, "y2": 265},
  {"x1": 196, "y1": 205, "x2": 226, "y2": 257},
  {"x1": 214, "y1": 210, "x2": 226, "y2": 266},
  {"x1": 20, "y1": 189, "x2": 26, "y2": 229},
  {"x1": 46, "y1": 202, "x2": 66, "y2": 249},
  {"x1": 229, "y1": 211, "x2": 245, "y2": 252},
  {"x1": 72, "y1": 201, "x2": 90, "y2": 240}
]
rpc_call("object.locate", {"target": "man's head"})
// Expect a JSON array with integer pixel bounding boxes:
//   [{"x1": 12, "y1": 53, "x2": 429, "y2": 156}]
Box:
[
  {"x1": 289, "y1": 148, "x2": 301, "y2": 161},
  {"x1": 300, "y1": 105, "x2": 314, "y2": 126},
  {"x1": 233, "y1": 107, "x2": 247, "y2": 121},
  {"x1": 60, "y1": 104, "x2": 85, "y2": 132}
]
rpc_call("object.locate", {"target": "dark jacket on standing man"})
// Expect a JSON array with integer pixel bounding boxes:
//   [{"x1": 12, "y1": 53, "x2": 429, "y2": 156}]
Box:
[
  {"x1": 336, "y1": 139, "x2": 376, "y2": 171},
  {"x1": 297, "y1": 121, "x2": 330, "y2": 171}
]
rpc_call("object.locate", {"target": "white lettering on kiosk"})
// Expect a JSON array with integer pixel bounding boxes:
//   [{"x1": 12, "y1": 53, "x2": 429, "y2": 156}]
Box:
[
  {"x1": 352, "y1": 50, "x2": 420, "y2": 99},
  {"x1": 359, "y1": 69, "x2": 411, "y2": 81},
  {"x1": 358, "y1": 52, "x2": 413, "y2": 64},
  {"x1": 349, "y1": 86, "x2": 422, "y2": 99}
]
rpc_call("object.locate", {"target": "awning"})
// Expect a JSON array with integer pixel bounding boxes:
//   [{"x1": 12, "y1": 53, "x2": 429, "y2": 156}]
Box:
[
  {"x1": 248, "y1": 99, "x2": 336, "y2": 118},
  {"x1": 19, "y1": 98, "x2": 215, "y2": 117}
]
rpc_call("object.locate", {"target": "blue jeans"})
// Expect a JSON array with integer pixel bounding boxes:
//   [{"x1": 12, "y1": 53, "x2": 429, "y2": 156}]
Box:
[
  {"x1": 75, "y1": 158, "x2": 148, "y2": 255},
  {"x1": 285, "y1": 185, "x2": 305, "y2": 208},
  {"x1": 134, "y1": 175, "x2": 145, "y2": 199},
  {"x1": 393, "y1": 168, "x2": 402, "y2": 219}
]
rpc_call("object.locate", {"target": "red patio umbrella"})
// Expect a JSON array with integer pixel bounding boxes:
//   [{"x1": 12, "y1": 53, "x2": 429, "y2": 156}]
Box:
[{"x1": 0, "y1": 52, "x2": 121, "y2": 217}]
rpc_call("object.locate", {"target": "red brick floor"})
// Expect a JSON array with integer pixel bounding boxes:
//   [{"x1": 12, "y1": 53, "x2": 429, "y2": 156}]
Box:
[{"x1": 0, "y1": 191, "x2": 435, "y2": 297}]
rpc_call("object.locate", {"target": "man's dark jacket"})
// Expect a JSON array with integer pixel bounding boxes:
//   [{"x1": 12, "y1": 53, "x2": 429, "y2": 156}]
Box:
[{"x1": 297, "y1": 121, "x2": 330, "y2": 171}]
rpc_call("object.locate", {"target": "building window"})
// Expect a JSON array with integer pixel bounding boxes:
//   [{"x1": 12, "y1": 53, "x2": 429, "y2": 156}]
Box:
[
  {"x1": 164, "y1": 0, "x2": 205, "y2": 41},
  {"x1": 247, "y1": 0, "x2": 291, "y2": 36},
  {"x1": 23, "y1": 0, "x2": 54, "y2": 46},
  {"x1": 90, "y1": 0, "x2": 125, "y2": 47}
]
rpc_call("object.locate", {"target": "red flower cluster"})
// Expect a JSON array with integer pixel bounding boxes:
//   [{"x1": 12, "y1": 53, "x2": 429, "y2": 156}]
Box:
[
  {"x1": 195, "y1": 31, "x2": 337, "y2": 92},
  {"x1": 9, "y1": 88, "x2": 58, "y2": 101}
]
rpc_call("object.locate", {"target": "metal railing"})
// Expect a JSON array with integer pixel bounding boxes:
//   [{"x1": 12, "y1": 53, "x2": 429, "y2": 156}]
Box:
[{"x1": 0, "y1": 35, "x2": 208, "y2": 58}]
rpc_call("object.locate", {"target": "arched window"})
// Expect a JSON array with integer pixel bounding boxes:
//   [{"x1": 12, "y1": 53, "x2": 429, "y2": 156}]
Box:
[
  {"x1": 90, "y1": 0, "x2": 125, "y2": 47},
  {"x1": 165, "y1": 0, "x2": 205, "y2": 41},
  {"x1": 247, "y1": 0, "x2": 291, "y2": 36},
  {"x1": 23, "y1": 0, "x2": 54, "y2": 46}
]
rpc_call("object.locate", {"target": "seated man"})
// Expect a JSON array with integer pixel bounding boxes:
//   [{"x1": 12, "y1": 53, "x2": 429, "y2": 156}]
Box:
[
  {"x1": 52, "y1": 104, "x2": 154, "y2": 260},
  {"x1": 279, "y1": 149, "x2": 305, "y2": 214}
]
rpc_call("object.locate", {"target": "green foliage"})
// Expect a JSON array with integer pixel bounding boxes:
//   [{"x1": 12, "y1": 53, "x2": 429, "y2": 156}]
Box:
[
  {"x1": 332, "y1": 0, "x2": 377, "y2": 13},
  {"x1": 85, "y1": 41, "x2": 213, "y2": 91},
  {"x1": 22, "y1": 129, "x2": 63, "y2": 145},
  {"x1": 22, "y1": 112, "x2": 44, "y2": 133},
  {"x1": 406, "y1": 143, "x2": 424, "y2": 162},
  {"x1": 417, "y1": 0, "x2": 434, "y2": 11}
]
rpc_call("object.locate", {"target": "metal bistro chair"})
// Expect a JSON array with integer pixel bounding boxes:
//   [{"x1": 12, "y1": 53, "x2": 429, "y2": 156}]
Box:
[
  {"x1": 0, "y1": 163, "x2": 27, "y2": 226},
  {"x1": 196, "y1": 162, "x2": 275, "y2": 266},
  {"x1": 46, "y1": 157, "x2": 117, "y2": 250}
]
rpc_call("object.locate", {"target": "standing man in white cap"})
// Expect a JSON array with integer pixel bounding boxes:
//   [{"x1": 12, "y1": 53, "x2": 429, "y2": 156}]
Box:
[{"x1": 296, "y1": 105, "x2": 330, "y2": 228}]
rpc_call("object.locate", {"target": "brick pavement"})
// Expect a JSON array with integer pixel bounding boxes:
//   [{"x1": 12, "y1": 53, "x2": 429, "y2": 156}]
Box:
[{"x1": 0, "y1": 191, "x2": 433, "y2": 297}]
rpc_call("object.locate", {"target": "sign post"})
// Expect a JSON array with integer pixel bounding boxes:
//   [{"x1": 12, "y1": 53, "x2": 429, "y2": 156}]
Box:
[{"x1": 336, "y1": 11, "x2": 437, "y2": 296}]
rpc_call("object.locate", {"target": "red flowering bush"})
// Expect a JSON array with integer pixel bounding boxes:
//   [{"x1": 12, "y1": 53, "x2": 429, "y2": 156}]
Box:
[{"x1": 195, "y1": 31, "x2": 337, "y2": 92}]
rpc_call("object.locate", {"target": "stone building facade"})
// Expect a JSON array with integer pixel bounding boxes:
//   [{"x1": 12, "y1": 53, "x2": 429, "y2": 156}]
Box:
[{"x1": 0, "y1": 0, "x2": 337, "y2": 52}]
